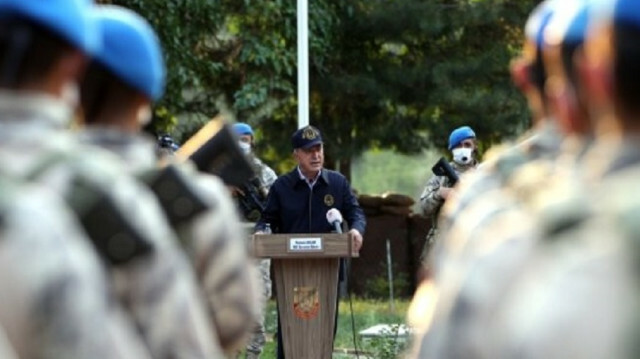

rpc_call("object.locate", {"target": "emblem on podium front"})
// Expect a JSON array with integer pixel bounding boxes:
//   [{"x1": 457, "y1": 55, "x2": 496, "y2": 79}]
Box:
[{"x1": 293, "y1": 286, "x2": 320, "y2": 320}]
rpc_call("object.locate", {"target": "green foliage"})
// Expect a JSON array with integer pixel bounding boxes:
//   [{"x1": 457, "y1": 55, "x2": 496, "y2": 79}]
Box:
[
  {"x1": 351, "y1": 149, "x2": 440, "y2": 200},
  {"x1": 363, "y1": 261, "x2": 411, "y2": 299},
  {"x1": 361, "y1": 324, "x2": 410, "y2": 359},
  {"x1": 257, "y1": 299, "x2": 410, "y2": 358},
  {"x1": 104, "y1": 0, "x2": 539, "y2": 174}
]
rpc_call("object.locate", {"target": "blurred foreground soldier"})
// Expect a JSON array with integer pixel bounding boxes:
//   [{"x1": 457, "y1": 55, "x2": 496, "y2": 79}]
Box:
[
  {"x1": 231, "y1": 122, "x2": 277, "y2": 359},
  {"x1": 408, "y1": 1, "x2": 564, "y2": 356},
  {"x1": 0, "y1": 0, "x2": 219, "y2": 357},
  {"x1": 79, "y1": 5, "x2": 258, "y2": 354},
  {"x1": 0, "y1": 178, "x2": 152, "y2": 359},
  {"x1": 0, "y1": 0, "x2": 160, "y2": 357},
  {"x1": 256, "y1": 125, "x2": 366, "y2": 359},
  {"x1": 418, "y1": 125, "x2": 477, "y2": 265},
  {"x1": 0, "y1": 325, "x2": 16, "y2": 359}
]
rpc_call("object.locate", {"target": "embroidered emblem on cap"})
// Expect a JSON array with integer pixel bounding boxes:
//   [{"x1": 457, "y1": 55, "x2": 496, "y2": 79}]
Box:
[{"x1": 302, "y1": 127, "x2": 318, "y2": 140}]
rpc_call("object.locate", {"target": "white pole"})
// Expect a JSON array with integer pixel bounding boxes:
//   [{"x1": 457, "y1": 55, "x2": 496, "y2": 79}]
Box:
[
  {"x1": 386, "y1": 239, "x2": 395, "y2": 313},
  {"x1": 297, "y1": 0, "x2": 309, "y2": 129}
]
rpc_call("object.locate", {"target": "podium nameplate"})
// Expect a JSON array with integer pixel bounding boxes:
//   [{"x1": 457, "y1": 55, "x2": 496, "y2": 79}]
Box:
[
  {"x1": 289, "y1": 237, "x2": 323, "y2": 252},
  {"x1": 251, "y1": 233, "x2": 358, "y2": 258}
]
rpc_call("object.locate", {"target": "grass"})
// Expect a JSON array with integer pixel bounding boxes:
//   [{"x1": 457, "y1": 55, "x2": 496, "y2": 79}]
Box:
[{"x1": 244, "y1": 298, "x2": 411, "y2": 358}]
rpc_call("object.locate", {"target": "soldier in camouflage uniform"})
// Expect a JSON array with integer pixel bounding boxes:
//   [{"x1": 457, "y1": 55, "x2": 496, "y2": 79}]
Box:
[
  {"x1": 0, "y1": 1, "x2": 223, "y2": 358},
  {"x1": 232, "y1": 122, "x2": 277, "y2": 359},
  {"x1": 409, "y1": 1, "x2": 568, "y2": 355},
  {"x1": 78, "y1": 5, "x2": 259, "y2": 355},
  {"x1": 0, "y1": 325, "x2": 16, "y2": 359},
  {"x1": 419, "y1": 126, "x2": 478, "y2": 265},
  {"x1": 0, "y1": 176, "x2": 152, "y2": 358},
  {"x1": 411, "y1": 1, "x2": 640, "y2": 357}
]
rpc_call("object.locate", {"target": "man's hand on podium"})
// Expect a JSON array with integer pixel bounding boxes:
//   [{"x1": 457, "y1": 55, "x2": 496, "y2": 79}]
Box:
[{"x1": 348, "y1": 229, "x2": 363, "y2": 252}]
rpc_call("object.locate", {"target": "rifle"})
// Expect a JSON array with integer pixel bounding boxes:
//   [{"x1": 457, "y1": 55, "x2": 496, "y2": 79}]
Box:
[
  {"x1": 175, "y1": 117, "x2": 255, "y2": 187},
  {"x1": 236, "y1": 177, "x2": 268, "y2": 222},
  {"x1": 431, "y1": 157, "x2": 459, "y2": 186}
]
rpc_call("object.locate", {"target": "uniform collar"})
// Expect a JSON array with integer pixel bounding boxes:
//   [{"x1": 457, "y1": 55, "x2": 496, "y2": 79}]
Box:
[
  {"x1": 0, "y1": 90, "x2": 73, "y2": 129},
  {"x1": 78, "y1": 127, "x2": 158, "y2": 170}
]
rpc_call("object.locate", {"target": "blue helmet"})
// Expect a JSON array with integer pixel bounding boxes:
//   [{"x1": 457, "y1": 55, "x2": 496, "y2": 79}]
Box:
[
  {"x1": 0, "y1": 0, "x2": 100, "y2": 55},
  {"x1": 233, "y1": 122, "x2": 254, "y2": 137},
  {"x1": 448, "y1": 126, "x2": 476, "y2": 150},
  {"x1": 92, "y1": 5, "x2": 165, "y2": 101}
]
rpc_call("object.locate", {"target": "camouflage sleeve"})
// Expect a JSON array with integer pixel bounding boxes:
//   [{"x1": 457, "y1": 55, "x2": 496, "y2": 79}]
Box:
[
  {"x1": 420, "y1": 174, "x2": 447, "y2": 216},
  {"x1": 0, "y1": 326, "x2": 17, "y2": 359},
  {"x1": 108, "y1": 177, "x2": 224, "y2": 359},
  {"x1": 256, "y1": 159, "x2": 278, "y2": 191},
  {"x1": 46, "y1": 154, "x2": 222, "y2": 359},
  {"x1": 182, "y1": 172, "x2": 260, "y2": 353},
  {"x1": 0, "y1": 184, "x2": 151, "y2": 359}
]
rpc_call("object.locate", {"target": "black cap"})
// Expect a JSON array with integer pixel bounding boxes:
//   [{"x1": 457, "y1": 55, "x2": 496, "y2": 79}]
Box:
[{"x1": 291, "y1": 125, "x2": 323, "y2": 149}]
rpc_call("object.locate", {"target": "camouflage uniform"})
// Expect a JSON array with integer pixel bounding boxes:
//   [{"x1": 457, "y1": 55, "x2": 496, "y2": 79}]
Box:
[
  {"x1": 79, "y1": 128, "x2": 260, "y2": 354},
  {"x1": 0, "y1": 177, "x2": 151, "y2": 359},
  {"x1": 418, "y1": 159, "x2": 476, "y2": 264},
  {"x1": 0, "y1": 94, "x2": 221, "y2": 358},
  {"x1": 477, "y1": 154, "x2": 640, "y2": 359},
  {"x1": 410, "y1": 123, "x2": 564, "y2": 357},
  {"x1": 0, "y1": 325, "x2": 16, "y2": 359},
  {"x1": 244, "y1": 155, "x2": 277, "y2": 359}
]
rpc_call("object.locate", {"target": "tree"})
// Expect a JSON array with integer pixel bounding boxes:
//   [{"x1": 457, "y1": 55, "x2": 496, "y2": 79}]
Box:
[{"x1": 100, "y1": 0, "x2": 539, "y2": 177}]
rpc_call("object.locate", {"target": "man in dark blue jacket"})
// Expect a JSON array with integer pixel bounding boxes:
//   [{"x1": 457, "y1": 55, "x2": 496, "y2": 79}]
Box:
[{"x1": 256, "y1": 125, "x2": 365, "y2": 358}]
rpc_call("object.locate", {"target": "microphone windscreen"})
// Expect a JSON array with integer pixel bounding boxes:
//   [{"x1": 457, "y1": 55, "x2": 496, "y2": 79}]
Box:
[{"x1": 326, "y1": 208, "x2": 343, "y2": 224}]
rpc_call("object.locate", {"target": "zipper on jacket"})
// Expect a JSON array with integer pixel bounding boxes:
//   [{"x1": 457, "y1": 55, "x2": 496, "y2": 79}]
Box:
[{"x1": 308, "y1": 186, "x2": 313, "y2": 232}]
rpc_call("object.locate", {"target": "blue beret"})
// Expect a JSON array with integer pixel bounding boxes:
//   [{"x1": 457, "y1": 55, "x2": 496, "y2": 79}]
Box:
[
  {"x1": 614, "y1": 0, "x2": 640, "y2": 28},
  {"x1": 233, "y1": 122, "x2": 254, "y2": 136},
  {"x1": 448, "y1": 126, "x2": 476, "y2": 150},
  {"x1": 92, "y1": 5, "x2": 165, "y2": 101},
  {"x1": 0, "y1": 0, "x2": 100, "y2": 56},
  {"x1": 292, "y1": 125, "x2": 323, "y2": 149},
  {"x1": 525, "y1": 0, "x2": 559, "y2": 49},
  {"x1": 563, "y1": 3, "x2": 590, "y2": 45}
]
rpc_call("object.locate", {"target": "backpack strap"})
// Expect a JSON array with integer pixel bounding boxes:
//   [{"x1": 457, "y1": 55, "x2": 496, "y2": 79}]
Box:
[
  {"x1": 138, "y1": 164, "x2": 211, "y2": 227},
  {"x1": 25, "y1": 152, "x2": 154, "y2": 266}
]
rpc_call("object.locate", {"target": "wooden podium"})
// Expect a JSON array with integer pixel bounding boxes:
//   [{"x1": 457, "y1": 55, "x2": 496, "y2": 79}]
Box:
[{"x1": 251, "y1": 233, "x2": 358, "y2": 358}]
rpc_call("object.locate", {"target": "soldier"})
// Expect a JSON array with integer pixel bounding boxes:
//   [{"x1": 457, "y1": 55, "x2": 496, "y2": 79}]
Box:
[
  {"x1": 0, "y1": 325, "x2": 16, "y2": 359},
  {"x1": 418, "y1": 125, "x2": 478, "y2": 266},
  {"x1": 78, "y1": 5, "x2": 259, "y2": 355},
  {"x1": 408, "y1": 1, "x2": 566, "y2": 356},
  {"x1": 256, "y1": 125, "x2": 366, "y2": 359},
  {"x1": 0, "y1": 177, "x2": 152, "y2": 358},
  {"x1": 231, "y1": 122, "x2": 278, "y2": 222},
  {"x1": 231, "y1": 122, "x2": 277, "y2": 359},
  {"x1": 0, "y1": 0, "x2": 222, "y2": 357}
]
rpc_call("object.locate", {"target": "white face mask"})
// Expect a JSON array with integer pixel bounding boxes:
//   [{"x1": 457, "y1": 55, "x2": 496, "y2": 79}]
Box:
[
  {"x1": 238, "y1": 141, "x2": 251, "y2": 155},
  {"x1": 452, "y1": 147, "x2": 473, "y2": 165}
]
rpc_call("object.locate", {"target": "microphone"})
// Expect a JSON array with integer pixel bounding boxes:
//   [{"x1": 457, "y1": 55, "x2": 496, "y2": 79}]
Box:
[{"x1": 326, "y1": 208, "x2": 343, "y2": 233}]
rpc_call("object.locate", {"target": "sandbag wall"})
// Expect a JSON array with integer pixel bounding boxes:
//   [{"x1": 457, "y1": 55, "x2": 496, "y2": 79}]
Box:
[{"x1": 347, "y1": 193, "x2": 432, "y2": 298}]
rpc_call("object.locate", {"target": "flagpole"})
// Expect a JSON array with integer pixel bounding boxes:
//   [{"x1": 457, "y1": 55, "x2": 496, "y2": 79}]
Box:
[{"x1": 297, "y1": 0, "x2": 309, "y2": 129}]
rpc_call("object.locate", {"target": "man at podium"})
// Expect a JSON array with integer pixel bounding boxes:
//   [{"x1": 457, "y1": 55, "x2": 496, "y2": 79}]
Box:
[{"x1": 255, "y1": 125, "x2": 366, "y2": 358}]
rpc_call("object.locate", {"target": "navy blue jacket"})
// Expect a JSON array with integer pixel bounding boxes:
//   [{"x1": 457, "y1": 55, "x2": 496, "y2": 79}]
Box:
[{"x1": 257, "y1": 168, "x2": 366, "y2": 235}]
